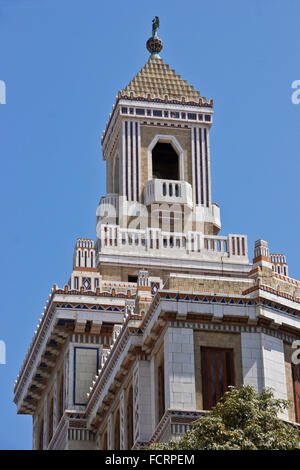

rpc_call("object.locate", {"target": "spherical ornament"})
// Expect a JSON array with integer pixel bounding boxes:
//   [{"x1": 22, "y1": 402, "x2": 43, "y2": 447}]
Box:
[{"x1": 146, "y1": 36, "x2": 163, "y2": 56}]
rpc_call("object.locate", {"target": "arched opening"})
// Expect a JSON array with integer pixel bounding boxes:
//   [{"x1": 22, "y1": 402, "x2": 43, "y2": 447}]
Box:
[{"x1": 152, "y1": 142, "x2": 179, "y2": 180}]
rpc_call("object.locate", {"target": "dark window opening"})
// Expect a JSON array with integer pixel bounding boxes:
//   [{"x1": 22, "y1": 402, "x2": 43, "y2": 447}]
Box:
[
  {"x1": 38, "y1": 420, "x2": 44, "y2": 450},
  {"x1": 152, "y1": 142, "x2": 179, "y2": 180},
  {"x1": 158, "y1": 364, "x2": 165, "y2": 422},
  {"x1": 292, "y1": 363, "x2": 300, "y2": 423},
  {"x1": 128, "y1": 275, "x2": 138, "y2": 283},
  {"x1": 48, "y1": 398, "x2": 54, "y2": 444},
  {"x1": 127, "y1": 386, "x2": 134, "y2": 449},
  {"x1": 201, "y1": 347, "x2": 234, "y2": 410}
]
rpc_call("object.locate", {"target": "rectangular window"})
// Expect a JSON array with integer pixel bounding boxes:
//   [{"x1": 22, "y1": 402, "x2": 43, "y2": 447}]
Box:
[
  {"x1": 158, "y1": 364, "x2": 165, "y2": 421},
  {"x1": 147, "y1": 109, "x2": 151, "y2": 116},
  {"x1": 164, "y1": 111, "x2": 169, "y2": 117},
  {"x1": 74, "y1": 276, "x2": 79, "y2": 290},
  {"x1": 121, "y1": 107, "x2": 128, "y2": 114},
  {"x1": 205, "y1": 114, "x2": 211, "y2": 122},
  {"x1": 136, "y1": 108, "x2": 145, "y2": 115},
  {"x1": 94, "y1": 278, "x2": 99, "y2": 289},
  {"x1": 292, "y1": 363, "x2": 300, "y2": 423},
  {"x1": 129, "y1": 108, "x2": 134, "y2": 114},
  {"x1": 181, "y1": 112, "x2": 186, "y2": 119},
  {"x1": 171, "y1": 111, "x2": 179, "y2": 118},
  {"x1": 153, "y1": 110, "x2": 162, "y2": 117},
  {"x1": 201, "y1": 347, "x2": 234, "y2": 410},
  {"x1": 198, "y1": 114, "x2": 203, "y2": 121},
  {"x1": 188, "y1": 113, "x2": 197, "y2": 120}
]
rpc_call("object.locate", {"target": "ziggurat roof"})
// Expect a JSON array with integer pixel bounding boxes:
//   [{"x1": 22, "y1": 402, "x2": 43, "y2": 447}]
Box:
[{"x1": 121, "y1": 57, "x2": 209, "y2": 104}]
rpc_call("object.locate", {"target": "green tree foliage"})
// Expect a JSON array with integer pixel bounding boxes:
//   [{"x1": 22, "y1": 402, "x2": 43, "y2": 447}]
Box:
[{"x1": 148, "y1": 386, "x2": 300, "y2": 450}]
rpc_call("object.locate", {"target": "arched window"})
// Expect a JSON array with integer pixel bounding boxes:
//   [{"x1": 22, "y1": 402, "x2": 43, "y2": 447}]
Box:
[{"x1": 78, "y1": 250, "x2": 81, "y2": 267}]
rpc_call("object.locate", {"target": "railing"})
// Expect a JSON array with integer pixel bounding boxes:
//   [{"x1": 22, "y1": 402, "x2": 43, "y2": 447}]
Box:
[
  {"x1": 97, "y1": 225, "x2": 248, "y2": 260},
  {"x1": 145, "y1": 179, "x2": 193, "y2": 208}
]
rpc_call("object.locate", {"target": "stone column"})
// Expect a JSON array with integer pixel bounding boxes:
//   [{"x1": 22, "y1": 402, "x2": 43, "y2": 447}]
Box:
[
  {"x1": 107, "y1": 413, "x2": 113, "y2": 450},
  {"x1": 32, "y1": 414, "x2": 38, "y2": 450},
  {"x1": 53, "y1": 372, "x2": 58, "y2": 430},
  {"x1": 241, "y1": 332, "x2": 288, "y2": 419},
  {"x1": 164, "y1": 327, "x2": 196, "y2": 411},
  {"x1": 132, "y1": 360, "x2": 152, "y2": 444}
]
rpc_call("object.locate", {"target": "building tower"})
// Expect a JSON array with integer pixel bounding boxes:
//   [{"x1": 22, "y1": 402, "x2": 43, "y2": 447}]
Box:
[{"x1": 14, "y1": 19, "x2": 300, "y2": 450}]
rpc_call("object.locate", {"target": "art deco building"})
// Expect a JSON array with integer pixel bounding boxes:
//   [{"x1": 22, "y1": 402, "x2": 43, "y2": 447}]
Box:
[{"x1": 14, "y1": 24, "x2": 300, "y2": 450}]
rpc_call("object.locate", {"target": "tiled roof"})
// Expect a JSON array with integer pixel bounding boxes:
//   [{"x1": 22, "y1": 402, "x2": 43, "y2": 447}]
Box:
[{"x1": 121, "y1": 57, "x2": 207, "y2": 103}]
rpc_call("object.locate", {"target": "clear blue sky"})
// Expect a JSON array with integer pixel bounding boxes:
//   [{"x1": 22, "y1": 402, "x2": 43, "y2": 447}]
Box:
[{"x1": 0, "y1": 0, "x2": 299, "y2": 449}]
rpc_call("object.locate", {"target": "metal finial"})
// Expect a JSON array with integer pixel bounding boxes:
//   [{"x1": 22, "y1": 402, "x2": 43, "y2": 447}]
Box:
[{"x1": 146, "y1": 16, "x2": 163, "y2": 58}]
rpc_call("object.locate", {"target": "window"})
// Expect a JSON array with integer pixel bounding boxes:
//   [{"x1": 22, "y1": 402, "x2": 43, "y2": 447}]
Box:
[
  {"x1": 129, "y1": 108, "x2": 134, "y2": 114},
  {"x1": 127, "y1": 385, "x2": 134, "y2": 449},
  {"x1": 48, "y1": 397, "x2": 54, "y2": 444},
  {"x1": 152, "y1": 142, "x2": 179, "y2": 180},
  {"x1": 158, "y1": 365, "x2": 165, "y2": 421},
  {"x1": 38, "y1": 419, "x2": 44, "y2": 450},
  {"x1": 201, "y1": 347, "x2": 234, "y2": 410},
  {"x1": 171, "y1": 111, "x2": 179, "y2": 119},
  {"x1": 153, "y1": 110, "x2": 162, "y2": 117},
  {"x1": 74, "y1": 276, "x2": 79, "y2": 290},
  {"x1": 188, "y1": 113, "x2": 197, "y2": 120},
  {"x1": 198, "y1": 114, "x2": 203, "y2": 121},
  {"x1": 121, "y1": 107, "x2": 128, "y2": 114},
  {"x1": 136, "y1": 108, "x2": 145, "y2": 115},
  {"x1": 292, "y1": 363, "x2": 300, "y2": 423},
  {"x1": 205, "y1": 114, "x2": 211, "y2": 122}
]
